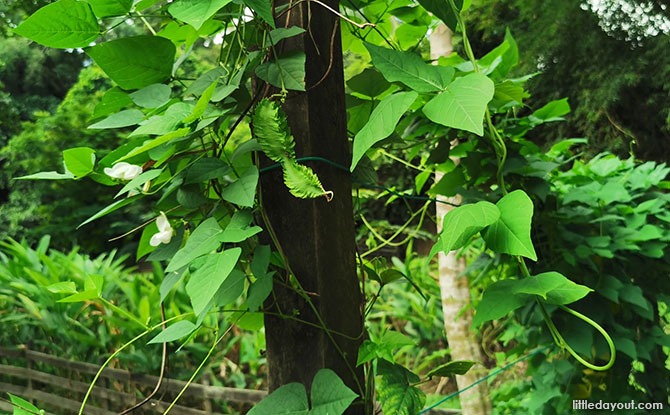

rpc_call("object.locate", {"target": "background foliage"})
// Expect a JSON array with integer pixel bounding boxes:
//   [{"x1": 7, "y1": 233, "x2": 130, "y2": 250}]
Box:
[
  {"x1": 465, "y1": 0, "x2": 670, "y2": 160},
  {"x1": 0, "y1": 0, "x2": 669, "y2": 414}
]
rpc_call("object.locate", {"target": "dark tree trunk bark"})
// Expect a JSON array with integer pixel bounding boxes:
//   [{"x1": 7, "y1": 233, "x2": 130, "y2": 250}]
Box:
[{"x1": 260, "y1": 1, "x2": 365, "y2": 413}]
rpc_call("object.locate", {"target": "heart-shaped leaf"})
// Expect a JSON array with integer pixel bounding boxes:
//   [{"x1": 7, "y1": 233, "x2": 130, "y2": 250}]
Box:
[
  {"x1": 423, "y1": 73, "x2": 494, "y2": 136},
  {"x1": 482, "y1": 190, "x2": 537, "y2": 260},
  {"x1": 433, "y1": 201, "x2": 500, "y2": 256}
]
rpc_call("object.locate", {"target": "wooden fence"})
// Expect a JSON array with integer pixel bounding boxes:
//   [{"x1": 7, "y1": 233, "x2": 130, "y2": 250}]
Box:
[
  {"x1": 0, "y1": 347, "x2": 460, "y2": 415},
  {"x1": 0, "y1": 346, "x2": 266, "y2": 415}
]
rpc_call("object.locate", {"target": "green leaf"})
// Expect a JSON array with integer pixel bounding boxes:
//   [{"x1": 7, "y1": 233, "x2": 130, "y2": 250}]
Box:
[
  {"x1": 46, "y1": 281, "x2": 77, "y2": 294},
  {"x1": 533, "y1": 272, "x2": 593, "y2": 305},
  {"x1": 210, "y1": 269, "x2": 246, "y2": 309},
  {"x1": 620, "y1": 284, "x2": 652, "y2": 312},
  {"x1": 93, "y1": 87, "x2": 133, "y2": 119},
  {"x1": 512, "y1": 272, "x2": 592, "y2": 304},
  {"x1": 115, "y1": 169, "x2": 163, "y2": 198},
  {"x1": 248, "y1": 383, "x2": 309, "y2": 415},
  {"x1": 118, "y1": 127, "x2": 191, "y2": 161},
  {"x1": 221, "y1": 166, "x2": 259, "y2": 207},
  {"x1": 177, "y1": 185, "x2": 207, "y2": 209},
  {"x1": 86, "y1": 35, "x2": 176, "y2": 90},
  {"x1": 252, "y1": 98, "x2": 296, "y2": 162},
  {"x1": 168, "y1": 0, "x2": 233, "y2": 30},
  {"x1": 350, "y1": 91, "x2": 418, "y2": 171},
  {"x1": 251, "y1": 245, "x2": 271, "y2": 278},
  {"x1": 247, "y1": 271, "x2": 273, "y2": 312},
  {"x1": 219, "y1": 210, "x2": 263, "y2": 243},
  {"x1": 244, "y1": 0, "x2": 276, "y2": 28},
  {"x1": 416, "y1": 0, "x2": 463, "y2": 31},
  {"x1": 365, "y1": 43, "x2": 454, "y2": 93},
  {"x1": 379, "y1": 269, "x2": 404, "y2": 284},
  {"x1": 530, "y1": 98, "x2": 570, "y2": 124},
  {"x1": 473, "y1": 280, "x2": 530, "y2": 327},
  {"x1": 434, "y1": 201, "x2": 500, "y2": 255},
  {"x1": 185, "y1": 157, "x2": 230, "y2": 184},
  {"x1": 357, "y1": 340, "x2": 379, "y2": 366},
  {"x1": 78, "y1": 195, "x2": 141, "y2": 228},
  {"x1": 186, "y1": 249, "x2": 241, "y2": 316},
  {"x1": 473, "y1": 273, "x2": 592, "y2": 326},
  {"x1": 166, "y1": 217, "x2": 223, "y2": 272},
  {"x1": 134, "y1": 0, "x2": 161, "y2": 10},
  {"x1": 88, "y1": 0, "x2": 133, "y2": 17},
  {"x1": 423, "y1": 73, "x2": 495, "y2": 136},
  {"x1": 256, "y1": 51, "x2": 306, "y2": 91},
  {"x1": 186, "y1": 67, "x2": 225, "y2": 95},
  {"x1": 63, "y1": 147, "x2": 96, "y2": 177},
  {"x1": 14, "y1": 0, "x2": 99, "y2": 48},
  {"x1": 395, "y1": 23, "x2": 430, "y2": 50},
  {"x1": 159, "y1": 270, "x2": 184, "y2": 302},
  {"x1": 596, "y1": 275, "x2": 623, "y2": 303},
  {"x1": 356, "y1": 331, "x2": 415, "y2": 365},
  {"x1": 347, "y1": 68, "x2": 391, "y2": 98},
  {"x1": 268, "y1": 26, "x2": 305, "y2": 45},
  {"x1": 15, "y1": 171, "x2": 75, "y2": 180},
  {"x1": 486, "y1": 29, "x2": 519, "y2": 79},
  {"x1": 614, "y1": 337, "x2": 637, "y2": 360},
  {"x1": 428, "y1": 168, "x2": 465, "y2": 197},
  {"x1": 130, "y1": 102, "x2": 193, "y2": 136},
  {"x1": 233, "y1": 311, "x2": 265, "y2": 331},
  {"x1": 130, "y1": 84, "x2": 172, "y2": 108},
  {"x1": 492, "y1": 80, "x2": 528, "y2": 109},
  {"x1": 310, "y1": 369, "x2": 358, "y2": 415},
  {"x1": 426, "y1": 360, "x2": 476, "y2": 377},
  {"x1": 137, "y1": 221, "x2": 159, "y2": 259},
  {"x1": 377, "y1": 360, "x2": 426, "y2": 415},
  {"x1": 8, "y1": 393, "x2": 42, "y2": 415},
  {"x1": 597, "y1": 182, "x2": 631, "y2": 204},
  {"x1": 58, "y1": 288, "x2": 99, "y2": 303},
  {"x1": 282, "y1": 160, "x2": 329, "y2": 200},
  {"x1": 184, "y1": 80, "x2": 218, "y2": 124},
  {"x1": 381, "y1": 330, "x2": 416, "y2": 348},
  {"x1": 148, "y1": 320, "x2": 197, "y2": 344},
  {"x1": 482, "y1": 190, "x2": 537, "y2": 260},
  {"x1": 247, "y1": 369, "x2": 355, "y2": 415},
  {"x1": 89, "y1": 109, "x2": 145, "y2": 129}
]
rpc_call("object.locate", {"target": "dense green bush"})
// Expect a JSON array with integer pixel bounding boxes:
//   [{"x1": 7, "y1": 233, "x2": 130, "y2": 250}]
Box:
[
  {"x1": 0, "y1": 236, "x2": 160, "y2": 364},
  {"x1": 538, "y1": 154, "x2": 670, "y2": 403},
  {"x1": 479, "y1": 147, "x2": 670, "y2": 414},
  {"x1": 0, "y1": 236, "x2": 267, "y2": 392}
]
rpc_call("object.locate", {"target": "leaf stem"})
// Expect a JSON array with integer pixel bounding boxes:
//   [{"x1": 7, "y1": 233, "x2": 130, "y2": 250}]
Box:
[
  {"x1": 77, "y1": 314, "x2": 190, "y2": 415},
  {"x1": 163, "y1": 318, "x2": 239, "y2": 414},
  {"x1": 360, "y1": 201, "x2": 430, "y2": 256},
  {"x1": 99, "y1": 297, "x2": 148, "y2": 329}
]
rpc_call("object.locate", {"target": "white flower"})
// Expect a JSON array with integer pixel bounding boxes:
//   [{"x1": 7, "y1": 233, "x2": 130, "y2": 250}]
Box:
[
  {"x1": 150, "y1": 212, "x2": 174, "y2": 247},
  {"x1": 104, "y1": 162, "x2": 143, "y2": 181}
]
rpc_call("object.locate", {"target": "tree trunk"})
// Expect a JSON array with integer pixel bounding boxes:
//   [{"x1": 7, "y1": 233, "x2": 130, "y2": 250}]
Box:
[
  {"x1": 260, "y1": 2, "x2": 365, "y2": 414},
  {"x1": 431, "y1": 23, "x2": 493, "y2": 415}
]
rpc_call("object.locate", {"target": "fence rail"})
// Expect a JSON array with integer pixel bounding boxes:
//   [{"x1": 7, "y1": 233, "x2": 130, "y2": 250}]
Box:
[
  {"x1": 0, "y1": 346, "x2": 265, "y2": 415},
  {"x1": 0, "y1": 346, "x2": 459, "y2": 415}
]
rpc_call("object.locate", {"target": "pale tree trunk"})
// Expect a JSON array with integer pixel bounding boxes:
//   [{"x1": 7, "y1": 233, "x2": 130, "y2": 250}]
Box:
[{"x1": 430, "y1": 23, "x2": 492, "y2": 415}]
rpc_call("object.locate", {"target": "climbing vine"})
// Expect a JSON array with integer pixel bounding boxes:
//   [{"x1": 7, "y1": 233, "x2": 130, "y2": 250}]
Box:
[{"x1": 11, "y1": 0, "x2": 623, "y2": 414}]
